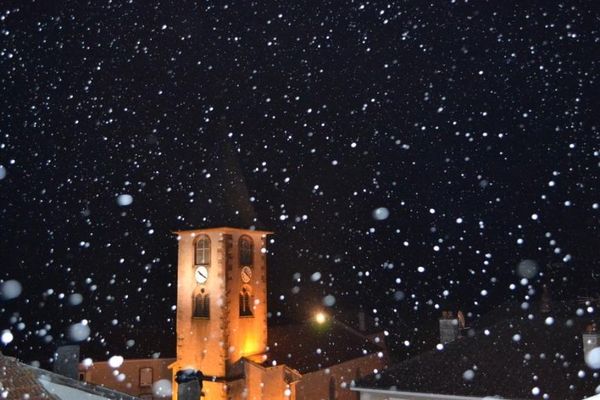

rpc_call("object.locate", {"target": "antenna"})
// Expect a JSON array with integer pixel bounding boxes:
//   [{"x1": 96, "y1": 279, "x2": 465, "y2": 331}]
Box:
[{"x1": 577, "y1": 295, "x2": 600, "y2": 308}]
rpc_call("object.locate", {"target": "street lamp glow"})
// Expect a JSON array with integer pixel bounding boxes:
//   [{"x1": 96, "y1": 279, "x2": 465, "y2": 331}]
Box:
[{"x1": 315, "y1": 312, "x2": 326, "y2": 324}]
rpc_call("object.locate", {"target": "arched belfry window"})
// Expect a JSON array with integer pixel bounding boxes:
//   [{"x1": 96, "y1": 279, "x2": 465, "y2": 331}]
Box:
[
  {"x1": 239, "y1": 236, "x2": 253, "y2": 266},
  {"x1": 195, "y1": 235, "x2": 210, "y2": 266},
  {"x1": 193, "y1": 288, "x2": 210, "y2": 318},
  {"x1": 239, "y1": 285, "x2": 253, "y2": 317}
]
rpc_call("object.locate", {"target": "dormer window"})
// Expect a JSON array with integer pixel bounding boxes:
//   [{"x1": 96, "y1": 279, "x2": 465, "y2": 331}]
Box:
[
  {"x1": 195, "y1": 235, "x2": 210, "y2": 265},
  {"x1": 239, "y1": 236, "x2": 253, "y2": 266}
]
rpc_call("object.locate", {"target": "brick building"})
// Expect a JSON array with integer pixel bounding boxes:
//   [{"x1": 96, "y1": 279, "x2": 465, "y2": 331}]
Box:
[{"x1": 83, "y1": 227, "x2": 387, "y2": 400}]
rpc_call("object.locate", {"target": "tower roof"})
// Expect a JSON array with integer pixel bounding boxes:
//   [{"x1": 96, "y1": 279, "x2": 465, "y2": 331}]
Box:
[{"x1": 172, "y1": 226, "x2": 274, "y2": 235}]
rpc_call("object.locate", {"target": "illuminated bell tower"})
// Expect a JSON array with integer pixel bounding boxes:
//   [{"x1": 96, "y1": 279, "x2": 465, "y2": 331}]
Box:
[{"x1": 170, "y1": 227, "x2": 271, "y2": 400}]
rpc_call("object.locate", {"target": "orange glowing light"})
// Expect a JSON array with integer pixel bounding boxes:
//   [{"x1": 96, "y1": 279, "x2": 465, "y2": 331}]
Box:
[{"x1": 315, "y1": 312, "x2": 326, "y2": 324}]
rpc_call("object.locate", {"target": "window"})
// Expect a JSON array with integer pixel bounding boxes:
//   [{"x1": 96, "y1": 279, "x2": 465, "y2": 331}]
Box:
[
  {"x1": 193, "y1": 288, "x2": 210, "y2": 318},
  {"x1": 239, "y1": 236, "x2": 253, "y2": 266},
  {"x1": 239, "y1": 286, "x2": 253, "y2": 317},
  {"x1": 195, "y1": 235, "x2": 210, "y2": 265},
  {"x1": 140, "y1": 367, "x2": 153, "y2": 387}
]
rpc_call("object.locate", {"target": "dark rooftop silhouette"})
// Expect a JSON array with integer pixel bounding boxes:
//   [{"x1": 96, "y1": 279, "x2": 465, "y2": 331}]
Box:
[
  {"x1": 355, "y1": 302, "x2": 600, "y2": 400},
  {"x1": 264, "y1": 318, "x2": 386, "y2": 374}
]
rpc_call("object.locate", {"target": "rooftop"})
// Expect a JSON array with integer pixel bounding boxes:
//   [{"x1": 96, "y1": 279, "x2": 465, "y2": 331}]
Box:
[
  {"x1": 172, "y1": 226, "x2": 273, "y2": 235},
  {"x1": 263, "y1": 318, "x2": 386, "y2": 374},
  {"x1": 355, "y1": 303, "x2": 600, "y2": 400},
  {"x1": 0, "y1": 352, "x2": 138, "y2": 400}
]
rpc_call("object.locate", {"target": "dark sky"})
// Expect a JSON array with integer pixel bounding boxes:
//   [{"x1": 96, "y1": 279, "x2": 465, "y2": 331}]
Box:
[{"x1": 0, "y1": 0, "x2": 598, "y2": 363}]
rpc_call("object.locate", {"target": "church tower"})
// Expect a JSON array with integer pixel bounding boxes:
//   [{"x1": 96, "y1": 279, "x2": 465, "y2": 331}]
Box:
[{"x1": 170, "y1": 227, "x2": 272, "y2": 400}]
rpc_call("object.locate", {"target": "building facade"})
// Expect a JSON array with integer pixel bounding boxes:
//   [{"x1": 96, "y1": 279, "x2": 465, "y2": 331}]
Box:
[
  {"x1": 83, "y1": 227, "x2": 387, "y2": 400},
  {"x1": 169, "y1": 227, "x2": 299, "y2": 400},
  {"x1": 82, "y1": 357, "x2": 175, "y2": 399}
]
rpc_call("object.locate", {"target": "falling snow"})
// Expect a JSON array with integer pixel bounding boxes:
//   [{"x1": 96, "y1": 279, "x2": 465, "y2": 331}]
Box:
[{"x1": 0, "y1": 1, "x2": 598, "y2": 399}]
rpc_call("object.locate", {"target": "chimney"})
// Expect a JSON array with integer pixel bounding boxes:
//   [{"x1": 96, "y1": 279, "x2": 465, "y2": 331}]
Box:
[
  {"x1": 53, "y1": 345, "x2": 80, "y2": 380},
  {"x1": 439, "y1": 311, "x2": 459, "y2": 344},
  {"x1": 357, "y1": 310, "x2": 366, "y2": 332},
  {"x1": 583, "y1": 323, "x2": 600, "y2": 359},
  {"x1": 457, "y1": 310, "x2": 466, "y2": 330}
]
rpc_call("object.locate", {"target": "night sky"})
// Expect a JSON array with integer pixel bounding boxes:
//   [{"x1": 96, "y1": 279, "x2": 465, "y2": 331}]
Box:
[{"x1": 0, "y1": 1, "x2": 598, "y2": 364}]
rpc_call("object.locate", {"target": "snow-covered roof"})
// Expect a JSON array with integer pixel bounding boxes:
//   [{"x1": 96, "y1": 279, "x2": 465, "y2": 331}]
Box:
[{"x1": 0, "y1": 352, "x2": 138, "y2": 400}]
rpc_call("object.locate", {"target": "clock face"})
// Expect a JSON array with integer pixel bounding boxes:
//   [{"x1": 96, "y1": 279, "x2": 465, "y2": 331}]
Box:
[
  {"x1": 241, "y1": 266, "x2": 252, "y2": 283},
  {"x1": 195, "y1": 266, "x2": 208, "y2": 284}
]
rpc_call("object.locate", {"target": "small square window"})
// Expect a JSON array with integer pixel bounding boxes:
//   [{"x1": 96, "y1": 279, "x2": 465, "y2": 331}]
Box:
[{"x1": 140, "y1": 367, "x2": 153, "y2": 387}]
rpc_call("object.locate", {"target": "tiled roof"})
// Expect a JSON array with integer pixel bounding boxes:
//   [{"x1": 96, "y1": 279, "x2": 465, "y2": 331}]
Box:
[
  {"x1": 355, "y1": 304, "x2": 600, "y2": 400},
  {"x1": 0, "y1": 353, "x2": 52, "y2": 399},
  {"x1": 263, "y1": 319, "x2": 386, "y2": 374},
  {"x1": 0, "y1": 352, "x2": 138, "y2": 400}
]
